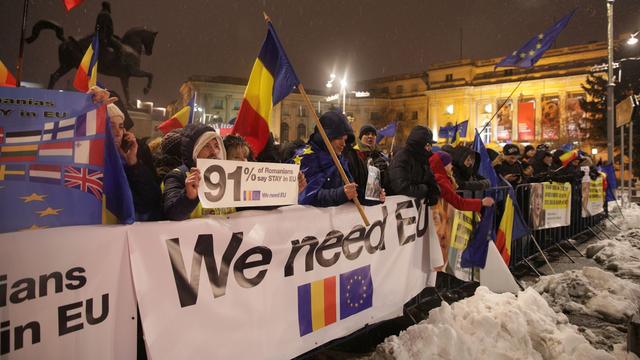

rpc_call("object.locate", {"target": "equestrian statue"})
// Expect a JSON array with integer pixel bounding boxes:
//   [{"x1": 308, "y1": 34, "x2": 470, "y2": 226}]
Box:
[{"x1": 25, "y1": 1, "x2": 158, "y2": 108}]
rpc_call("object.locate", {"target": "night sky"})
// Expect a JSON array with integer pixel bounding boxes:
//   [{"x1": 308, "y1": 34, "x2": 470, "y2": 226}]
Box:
[{"x1": 1, "y1": 0, "x2": 638, "y2": 106}]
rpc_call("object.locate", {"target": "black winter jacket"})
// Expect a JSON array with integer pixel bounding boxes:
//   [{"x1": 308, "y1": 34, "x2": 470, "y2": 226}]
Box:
[{"x1": 387, "y1": 126, "x2": 440, "y2": 205}]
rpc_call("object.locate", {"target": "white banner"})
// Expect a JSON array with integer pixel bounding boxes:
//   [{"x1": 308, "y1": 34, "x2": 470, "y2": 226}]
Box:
[
  {"x1": 197, "y1": 159, "x2": 299, "y2": 208},
  {"x1": 0, "y1": 225, "x2": 137, "y2": 359},
  {"x1": 128, "y1": 196, "x2": 432, "y2": 360}
]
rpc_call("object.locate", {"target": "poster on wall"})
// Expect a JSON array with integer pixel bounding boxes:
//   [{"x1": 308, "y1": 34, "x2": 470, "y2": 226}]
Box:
[
  {"x1": 496, "y1": 100, "x2": 513, "y2": 141},
  {"x1": 517, "y1": 101, "x2": 535, "y2": 141},
  {"x1": 565, "y1": 96, "x2": 586, "y2": 140},
  {"x1": 541, "y1": 98, "x2": 560, "y2": 140}
]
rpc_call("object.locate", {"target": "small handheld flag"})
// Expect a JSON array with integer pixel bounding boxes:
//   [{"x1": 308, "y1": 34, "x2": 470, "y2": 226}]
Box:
[
  {"x1": 63, "y1": 0, "x2": 84, "y2": 11},
  {"x1": 495, "y1": 10, "x2": 575, "y2": 69},
  {"x1": 0, "y1": 60, "x2": 17, "y2": 87},
  {"x1": 559, "y1": 149, "x2": 579, "y2": 166},
  {"x1": 375, "y1": 122, "x2": 397, "y2": 144},
  {"x1": 73, "y1": 34, "x2": 99, "y2": 92},
  {"x1": 158, "y1": 97, "x2": 195, "y2": 134},
  {"x1": 233, "y1": 20, "x2": 301, "y2": 156}
]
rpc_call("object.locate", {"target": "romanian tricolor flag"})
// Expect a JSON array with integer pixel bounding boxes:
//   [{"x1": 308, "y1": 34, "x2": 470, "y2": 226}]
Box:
[
  {"x1": 233, "y1": 21, "x2": 300, "y2": 156},
  {"x1": 158, "y1": 97, "x2": 195, "y2": 134},
  {"x1": 559, "y1": 149, "x2": 579, "y2": 166},
  {"x1": 73, "y1": 34, "x2": 99, "y2": 92},
  {"x1": 297, "y1": 276, "x2": 337, "y2": 336},
  {"x1": 0, "y1": 60, "x2": 17, "y2": 87},
  {"x1": 495, "y1": 186, "x2": 529, "y2": 266}
]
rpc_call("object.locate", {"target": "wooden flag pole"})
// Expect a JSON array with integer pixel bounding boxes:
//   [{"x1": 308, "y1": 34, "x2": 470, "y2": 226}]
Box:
[
  {"x1": 298, "y1": 84, "x2": 370, "y2": 226},
  {"x1": 16, "y1": 0, "x2": 30, "y2": 86}
]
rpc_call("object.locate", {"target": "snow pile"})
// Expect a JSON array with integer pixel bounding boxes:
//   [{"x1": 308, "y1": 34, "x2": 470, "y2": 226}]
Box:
[
  {"x1": 611, "y1": 202, "x2": 640, "y2": 230},
  {"x1": 532, "y1": 267, "x2": 640, "y2": 324},
  {"x1": 372, "y1": 286, "x2": 612, "y2": 360},
  {"x1": 586, "y1": 229, "x2": 640, "y2": 279}
]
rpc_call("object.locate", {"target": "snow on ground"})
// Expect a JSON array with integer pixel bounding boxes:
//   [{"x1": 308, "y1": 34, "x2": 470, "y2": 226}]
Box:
[
  {"x1": 586, "y1": 229, "x2": 640, "y2": 279},
  {"x1": 371, "y1": 286, "x2": 613, "y2": 360},
  {"x1": 532, "y1": 267, "x2": 640, "y2": 325},
  {"x1": 611, "y1": 202, "x2": 640, "y2": 230}
]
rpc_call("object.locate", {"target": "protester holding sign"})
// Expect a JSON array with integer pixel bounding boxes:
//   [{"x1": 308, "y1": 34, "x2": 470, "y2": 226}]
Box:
[
  {"x1": 294, "y1": 111, "x2": 359, "y2": 207},
  {"x1": 162, "y1": 123, "x2": 229, "y2": 220},
  {"x1": 343, "y1": 124, "x2": 387, "y2": 204},
  {"x1": 387, "y1": 125, "x2": 440, "y2": 205},
  {"x1": 429, "y1": 151, "x2": 494, "y2": 212}
]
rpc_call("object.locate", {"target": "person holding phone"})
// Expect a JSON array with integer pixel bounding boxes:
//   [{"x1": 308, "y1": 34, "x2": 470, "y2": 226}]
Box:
[
  {"x1": 494, "y1": 144, "x2": 523, "y2": 187},
  {"x1": 107, "y1": 104, "x2": 163, "y2": 220}
]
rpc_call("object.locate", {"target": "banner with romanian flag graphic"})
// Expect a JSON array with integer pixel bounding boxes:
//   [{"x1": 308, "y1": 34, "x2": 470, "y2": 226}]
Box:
[
  {"x1": 73, "y1": 34, "x2": 99, "y2": 92},
  {"x1": 157, "y1": 96, "x2": 195, "y2": 134},
  {"x1": 0, "y1": 87, "x2": 134, "y2": 233},
  {"x1": 0, "y1": 59, "x2": 17, "y2": 87},
  {"x1": 233, "y1": 20, "x2": 300, "y2": 155}
]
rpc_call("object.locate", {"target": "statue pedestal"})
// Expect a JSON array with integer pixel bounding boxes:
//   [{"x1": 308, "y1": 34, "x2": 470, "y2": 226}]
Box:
[{"x1": 128, "y1": 109, "x2": 162, "y2": 139}]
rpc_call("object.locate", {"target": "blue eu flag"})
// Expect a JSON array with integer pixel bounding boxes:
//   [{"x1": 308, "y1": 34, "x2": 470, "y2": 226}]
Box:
[
  {"x1": 339, "y1": 265, "x2": 373, "y2": 319},
  {"x1": 472, "y1": 132, "x2": 498, "y2": 187},
  {"x1": 495, "y1": 10, "x2": 575, "y2": 69},
  {"x1": 375, "y1": 122, "x2": 397, "y2": 144}
]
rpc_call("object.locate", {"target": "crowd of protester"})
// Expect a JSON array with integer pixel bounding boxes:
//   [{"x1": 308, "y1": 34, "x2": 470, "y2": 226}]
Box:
[{"x1": 93, "y1": 88, "x2": 606, "y2": 223}]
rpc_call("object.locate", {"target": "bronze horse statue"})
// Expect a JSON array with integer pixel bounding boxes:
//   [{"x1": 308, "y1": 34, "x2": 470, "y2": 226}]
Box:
[{"x1": 26, "y1": 20, "x2": 158, "y2": 108}]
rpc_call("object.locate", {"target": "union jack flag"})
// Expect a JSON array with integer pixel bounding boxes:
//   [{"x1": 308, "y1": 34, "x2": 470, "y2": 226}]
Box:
[{"x1": 63, "y1": 166, "x2": 103, "y2": 200}]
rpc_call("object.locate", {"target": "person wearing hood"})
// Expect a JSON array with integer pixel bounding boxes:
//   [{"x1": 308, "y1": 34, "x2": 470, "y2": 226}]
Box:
[
  {"x1": 529, "y1": 149, "x2": 554, "y2": 182},
  {"x1": 494, "y1": 144, "x2": 523, "y2": 187},
  {"x1": 450, "y1": 145, "x2": 490, "y2": 191},
  {"x1": 343, "y1": 124, "x2": 388, "y2": 204},
  {"x1": 429, "y1": 151, "x2": 494, "y2": 212},
  {"x1": 522, "y1": 145, "x2": 536, "y2": 164},
  {"x1": 387, "y1": 125, "x2": 440, "y2": 205},
  {"x1": 294, "y1": 111, "x2": 359, "y2": 207},
  {"x1": 162, "y1": 123, "x2": 227, "y2": 220},
  {"x1": 107, "y1": 103, "x2": 163, "y2": 221}
]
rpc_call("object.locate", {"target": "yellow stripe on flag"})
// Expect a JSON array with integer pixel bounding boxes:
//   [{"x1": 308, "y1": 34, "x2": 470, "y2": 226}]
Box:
[
  {"x1": 243, "y1": 58, "x2": 275, "y2": 122},
  {"x1": 310, "y1": 279, "x2": 325, "y2": 331},
  {"x1": 502, "y1": 196, "x2": 514, "y2": 257},
  {"x1": 2, "y1": 144, "x2": 38, "y2": 152}
]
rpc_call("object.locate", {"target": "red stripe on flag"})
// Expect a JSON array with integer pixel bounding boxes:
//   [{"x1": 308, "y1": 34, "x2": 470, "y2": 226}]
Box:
[
  {"x1": 73, "y1": 68, "x2": 90, "y2": 93},
  {"x1": 40, "y1": 141, "x2": 73, "y2": 150},
  {"x1": 323, "y1": 277, "x2": 336, "y2": 325},
  {"x1": 234, "y1": 98, "x2": 270, "y2": 156},
  {"x1": 495, "y1": 230, "x2": 509, "y2": 265},
  {"x1": 90, "y1": 138, "x2": 105, "y2": 166},
  {"x1": 0, "y1": 155, "x2": 36, "y2": 163},
  {"x1": 30, "y1": 164, "x2": 60, "y2": 172},
  {"x1": 157, "y1": 117, "x2": 185, "y2": 134}
]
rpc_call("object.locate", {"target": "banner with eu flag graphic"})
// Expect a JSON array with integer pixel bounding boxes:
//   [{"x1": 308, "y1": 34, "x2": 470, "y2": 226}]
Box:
[
  {"x1": 127, "y1": 196, "x2": 437, "y2": 360},
  {"x1": 0, "y1": 87, "x2": 134, "y2": 233}
]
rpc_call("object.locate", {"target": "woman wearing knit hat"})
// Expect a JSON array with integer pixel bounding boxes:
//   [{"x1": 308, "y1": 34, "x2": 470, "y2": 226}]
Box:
[
  {"x1": 162, "y1": 123, "x2": 227, "y2": 220},
  {"x1": 429, "y1": 151, "x2": 494, "y2": 212}
]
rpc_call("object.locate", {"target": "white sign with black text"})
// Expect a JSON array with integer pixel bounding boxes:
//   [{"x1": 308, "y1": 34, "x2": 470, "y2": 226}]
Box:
[
  {"x1": 0, "y1": 225, "x2": 137, "y2": 359},
  {"x1": 197, "y1": 159, "x2": 300, "y2": 208}
]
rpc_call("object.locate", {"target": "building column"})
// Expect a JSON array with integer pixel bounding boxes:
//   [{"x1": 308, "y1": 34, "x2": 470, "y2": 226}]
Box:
[
  {"x1": 512, "y1": 98, "x2": 519, "y2": 141},
  {"x1": 559, "y1": 92, "x2": 567, "y2": 141},
  {"x1": 224, "y1": 95, "x2": 232, "y2": 123},
  {"x1": 534, "y1": 94, "x2": 542, "y2": 141}
]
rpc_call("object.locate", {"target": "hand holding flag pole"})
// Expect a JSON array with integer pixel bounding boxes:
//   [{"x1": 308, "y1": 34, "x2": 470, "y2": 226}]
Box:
[
  {"x1": 262, "y1": 12, "x2": 370, "y2": 226},
  {"x1": 297, "y1": 83, "x2": 370, "y2": 226}
]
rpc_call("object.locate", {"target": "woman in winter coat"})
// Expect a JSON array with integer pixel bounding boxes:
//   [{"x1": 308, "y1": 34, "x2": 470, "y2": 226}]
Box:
[
  {"x1": 429, "y1": 151, "x2": 494, "y2": 212},
  {"x1": 450, "y1": 146, "x2": 491, "y2": 192},
  {"x1": 162, "y1": 123, "x2": 228, "y2": 220},
  {"x1": 293, "y1": 111, "x2": 360, "y2": 207}
]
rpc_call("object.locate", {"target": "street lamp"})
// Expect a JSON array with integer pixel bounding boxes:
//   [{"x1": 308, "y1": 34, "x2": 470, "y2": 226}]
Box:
[
  {"x1": 628, "y1": 32, "x2": 639, "y2": 46},
  {"x1": 340, "y1": 77, "x2": 347, "y2": 115}
]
